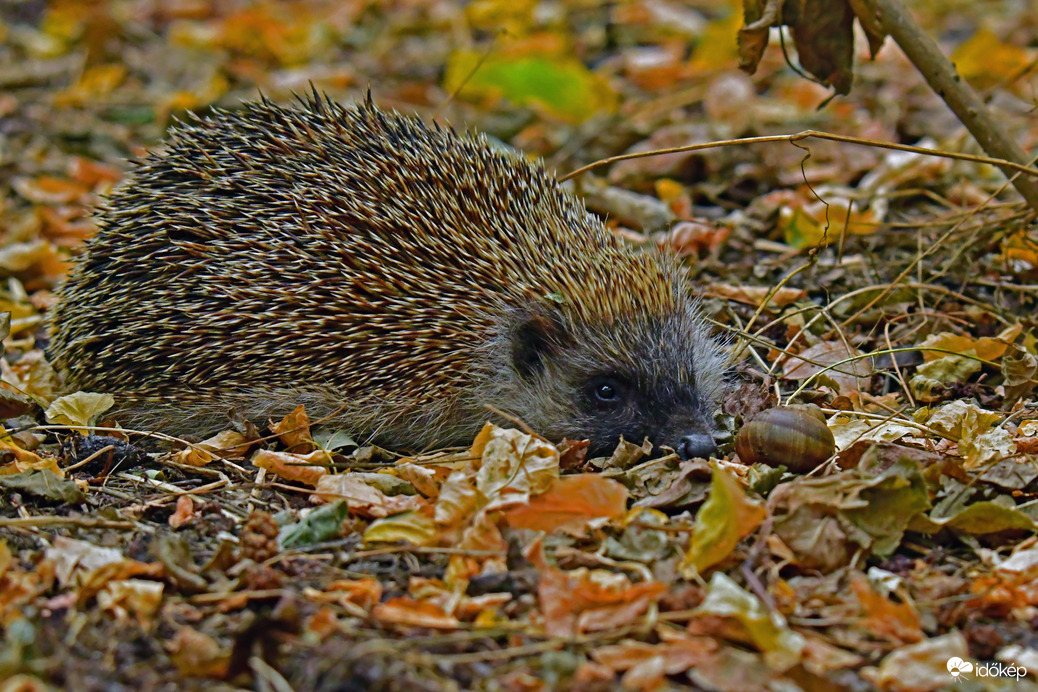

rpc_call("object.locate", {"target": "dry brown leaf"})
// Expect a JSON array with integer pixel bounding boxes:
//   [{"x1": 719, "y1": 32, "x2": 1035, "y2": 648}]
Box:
[
  {"x1": 167, "y1": 626, "x2": 231, "y2": 679},
  {"x1": 707, "y1": 283, "x2": 806, "y2": 308},
  {"x1": 252, "y1": 448, "x2": 331, "y2": 485},
  {"x1": 782, "y1": 341, "x2": 872, "y2": 394},
  {"x1": 313, "y1": 473, "x2": 427, "y2": 518},
  {"x1": 168, "y1": 495, "x2": 197, "y2": 528},
  {"x1": 850, "y1": 572, "x2": 924, "y2": 645},
  {"x1": 528, "y1": 538, "x2": 666, "y2": 637},
  {"x1": 503, "y1": 474, "x2": 628, "y2": 535},
  {"x1": 96, "y1": 578, "x2": 164, "y2": 628},
  {"x1": 371, "y1": 597, "x2": 460, "y2": 630},
  {"x1": 269, "y1": 404, "x2": 315, "y2": 453}
]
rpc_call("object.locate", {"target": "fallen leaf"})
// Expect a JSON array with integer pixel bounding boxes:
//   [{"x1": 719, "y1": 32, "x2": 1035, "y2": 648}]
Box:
[
  {"x1": 503, "y1": 474, "x2": 628, "y2": 535},
  {"x1": 444, "y1": 50, "x2": 617, "y2": 123},
  {"x1": 782, "y1": 341, "x2": 872, "y2": 394},
  {"x1": 372, "y1": 597, "x2": 460, "y2": 630},
  {"x1": 313, "y1": 473, "x2": 426, "y2": 518},
  {"x1": 363, "y1": 510, "x2": 437, "y2": 546},
  {"x1": 253, "y1": 448, "x2": 330, "y2": 485},
  {"x1": 684, "y1": 463, "x2": 766, "y2": 574},
  {"x1": 168, "y1": 626, "x2": 231, "y2": 679},
  {"x1": 169, "y1": 495, "x2": 197, "y2": 528},
  {"x1": 44, "y1": 391, "x2": 114, "y2": 429},
  {"x1": 693, "y1": 572, "x2": 804, "y2": 671},
  {"x1": 269, "y1": 404, "x2": 315, "y2": 453},
  {"x1": 861, "y1": 631, "x2": 968, "y2": 692}
]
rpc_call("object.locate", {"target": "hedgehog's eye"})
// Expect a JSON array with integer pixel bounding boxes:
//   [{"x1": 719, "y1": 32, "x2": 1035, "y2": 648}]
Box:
[{"x1": 584, "y1": 375, "x2": 628, "y2": 409}]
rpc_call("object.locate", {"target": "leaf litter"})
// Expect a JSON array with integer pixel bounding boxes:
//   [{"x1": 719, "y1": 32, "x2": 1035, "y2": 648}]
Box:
[{"x1": 2, "y1": 0, "x2": 1038, "y2": 690}]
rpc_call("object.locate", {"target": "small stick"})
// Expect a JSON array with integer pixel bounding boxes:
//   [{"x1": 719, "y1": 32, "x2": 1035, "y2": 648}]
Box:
[{"x1": 860, "y1": 0, "x2": 1038, "y2": 212}]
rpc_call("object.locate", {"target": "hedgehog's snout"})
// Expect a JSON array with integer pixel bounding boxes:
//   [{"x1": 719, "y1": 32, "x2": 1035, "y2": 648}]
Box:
[{"x1": 676, "y1": 431, "x2": 717, "y2": 460}]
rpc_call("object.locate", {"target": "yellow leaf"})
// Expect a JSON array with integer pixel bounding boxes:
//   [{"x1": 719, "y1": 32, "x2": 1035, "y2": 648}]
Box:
[
  {"x1": 685, "y1": 463, "x2": 766, "y2": 573},
  {"x1": 952, "y1": 28, "x2": 1036, "y2": 92},
  {"x1": 54, "y1": 64, "x2": 127, "y2": 107},
  {"x1": 44, "y1": 391, "x2": 114, "y2": 429},
  {"x1": 363, "y1": 510, "x2": 438, "y2": 546},
  {"x1": 690, "y1": 6, "x2": 742, "y2": 74}
]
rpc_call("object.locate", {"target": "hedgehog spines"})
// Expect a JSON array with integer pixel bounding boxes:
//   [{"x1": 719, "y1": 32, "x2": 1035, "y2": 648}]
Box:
[{"x1": 51, "y1": 96, "x2": 724, "y2": 455}]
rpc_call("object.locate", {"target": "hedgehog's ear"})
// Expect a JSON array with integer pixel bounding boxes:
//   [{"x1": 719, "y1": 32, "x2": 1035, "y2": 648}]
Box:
[{"x1": 511, "y1": 312, "x2": 567, "y2": 379}]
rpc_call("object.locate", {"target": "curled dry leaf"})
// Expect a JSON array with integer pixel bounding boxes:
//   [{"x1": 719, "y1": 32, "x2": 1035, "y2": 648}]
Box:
[
  {"x1": 693, "y1": 572, "x2": 804, "y2": 671},
  {"x1": 592, "y1": 636, "x2": 719, "y2": 684},
  {"x1": 313, "y1": 473, "x2": 427, "y2": 518},
  {"x1": 168, "y1": 495, "x2": 197, "y2": 528},
  {"x1": 782, "y1": 341, "x2": 872, "y2": 394},
  {"x1": 45, "y1": 536, "x2": 124, "y2": 586},
  {"x1": 828, "y1": 414, "x2": 917, "y2": 452},
  {"x1": 326, "y1": 578, "x2": 383, "y2": 609},
  {"x1": 471, "y1": 423, "x2": 560, "y2": 510},
  {"x1": 0, "y1": 429, "x2": 60, "y2": 476},
  {"x1": 362, "y1": 510, "x2": 437, "y2": 546},
  {"x1": 526, "y1": 538, "x2": 666, "y2": 638},
  {"x1": 371, "y1": 597, "x2": 460, "y2": 630},
  {"x1": 269, "y1": 404, "x2": 315, "y2": 453},
  {"x1": 175, "y1": 429, "x2": 254, "y2": 466},
  {"x1": 850, "y1": 572, "x2": 923, "y2": 646},
  {"x1": 168, "y1": 626, "x2": 231, "y2": 679},
  {"x1": 97, "y1": 578, "x2": 164, "y2": 628},
  {"x1": 861, "y1": 632, "x2": 968, "y2": 692},
  {"x1": 252, "y1": 448, "x2": 331, "y2": 485}
]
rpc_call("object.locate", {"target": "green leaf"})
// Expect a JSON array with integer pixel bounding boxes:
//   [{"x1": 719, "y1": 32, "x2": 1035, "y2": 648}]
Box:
[
  {"x1": 444, "y1": 51, "x2": 616, "y2": 123},
  {"x1": 278, "y1": 500, "x2": 349, "y2": 549},
  {"x1": 0, "y1": 470, "x2": 84, "y2": 504},
  {"x1": 910, "y1": 501, "x2": 1037, "y2": 535}
]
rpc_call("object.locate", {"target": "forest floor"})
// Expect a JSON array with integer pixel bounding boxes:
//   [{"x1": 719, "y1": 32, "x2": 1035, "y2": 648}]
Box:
[{"x1": 1, "y1": 1, "x2": 1038, "y2": 690}]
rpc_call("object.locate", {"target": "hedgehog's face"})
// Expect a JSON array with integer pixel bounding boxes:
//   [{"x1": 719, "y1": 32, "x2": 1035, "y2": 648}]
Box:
[
  {"x1": 575, "y1": 371, "x2": 719, "y2": 459},
  {"x1": 497, "y1": 302, "x2": 726, "y2": 459}
]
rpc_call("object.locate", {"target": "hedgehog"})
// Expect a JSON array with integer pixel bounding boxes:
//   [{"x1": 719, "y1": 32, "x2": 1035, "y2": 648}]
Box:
[{"x1": 49, "y1": 93, "x2": 725, "y2": 459}]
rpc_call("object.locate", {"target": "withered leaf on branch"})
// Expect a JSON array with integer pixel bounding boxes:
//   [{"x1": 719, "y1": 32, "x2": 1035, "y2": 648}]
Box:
[{"x1": 739, "y1": 0, "x2": 888, "y2": 95}]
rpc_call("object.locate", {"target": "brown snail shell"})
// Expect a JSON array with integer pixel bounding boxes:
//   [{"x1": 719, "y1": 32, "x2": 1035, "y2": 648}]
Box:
[{"x1": 735, "y1": 405, "x2": 835, "y2": 472}]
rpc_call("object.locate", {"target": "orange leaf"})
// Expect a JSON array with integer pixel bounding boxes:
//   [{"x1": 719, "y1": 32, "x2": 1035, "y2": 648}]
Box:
[
  {"x1": 528, "y1": 538, "x2": 665, "y2": 637},
  {"x1": 307, "y1": 578, "x2": 383, "y2": 610},
  {"x1": 372, "y1": 597, "x2": 460, "y2": 630},
  {"x1": 850, "y1": 572, "x2": 923, "y2": 645},
  {"x1": 504, "y1": 474, "x2": 628, "y2": 535},
  {"x1": 168, "y1": 626, "x2": 231, "y2": 679},
  {"x1": 168, "y1": 495, "x2": 196, "y2": 528},
  {"x1": 253, "y1": 448, "x2": 330, "y2": 486},
  {"x1": 269, "y1": 404, "x2": 315, "y2": 453}
]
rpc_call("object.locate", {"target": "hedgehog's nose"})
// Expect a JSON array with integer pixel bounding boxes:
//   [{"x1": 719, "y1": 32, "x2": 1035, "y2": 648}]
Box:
[{"x1": 677, "y1": 432, "x2": 717, "y2": 460}]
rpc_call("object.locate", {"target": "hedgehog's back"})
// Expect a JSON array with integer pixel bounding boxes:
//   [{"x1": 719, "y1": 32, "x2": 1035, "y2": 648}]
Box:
[{"x1": 50, "y1": 96, "x2": 682, "y2": 439}]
